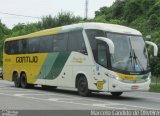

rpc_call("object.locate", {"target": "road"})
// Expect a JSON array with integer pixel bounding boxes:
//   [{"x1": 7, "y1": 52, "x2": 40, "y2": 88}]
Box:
[{"x1": 0, "y1": 79, "x2": 160, "y2": 115}]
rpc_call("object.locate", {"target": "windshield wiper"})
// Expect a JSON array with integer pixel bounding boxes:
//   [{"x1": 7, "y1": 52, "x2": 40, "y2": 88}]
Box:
[{"x1": 132, "y1": 49, "x2": 145, "y2": 72}]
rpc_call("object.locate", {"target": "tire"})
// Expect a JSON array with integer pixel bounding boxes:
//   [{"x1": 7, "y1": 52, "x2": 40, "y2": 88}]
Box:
[
  {"x1": 20, "y1": 73, "x2": 28, "y2": 88},
  {"x1": 77, "y1": 76, "x2": 90, "y2": 96},
  {"x1": 13, "y1": 73, "x2": 20, "y2": 87},
  {"x1": 111, "y1": 92, "x2": 123, "y2": 97}
]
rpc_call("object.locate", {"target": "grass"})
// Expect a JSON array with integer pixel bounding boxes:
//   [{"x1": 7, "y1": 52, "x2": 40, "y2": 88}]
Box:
[
  {"x1": 149, "y1": 84, "x2": 160, "y2": 92},
  {"x1": 149, "y1": 76, "x2": 160, "y2": 92}
]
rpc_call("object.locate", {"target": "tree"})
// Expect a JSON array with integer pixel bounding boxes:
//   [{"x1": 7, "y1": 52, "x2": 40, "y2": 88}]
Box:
[
  {"x1": 39, "y1": 12, "x2": 82, "y2": 29},
  {"x1": 112, "y1": 0, "x2": 125, "y2": 18},
  {"x1": 148, "y1": 14, "x2": 160, "y2": 31},
  {"x1": 124, "y1": 1, "x2": 143, "y2": 23},
  {"x1": 0, "y1": 20, "x2": 11, "y2": 38}
]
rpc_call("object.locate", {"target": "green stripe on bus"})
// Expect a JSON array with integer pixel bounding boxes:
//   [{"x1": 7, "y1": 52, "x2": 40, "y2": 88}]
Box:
[{"x1": 37, "y1": 52, "x2": 70, "y2": 80}]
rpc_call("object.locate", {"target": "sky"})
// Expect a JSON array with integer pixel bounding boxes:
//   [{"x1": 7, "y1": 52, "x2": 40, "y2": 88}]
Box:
[{"x1": 0, "y1": 0, "x2": 115, "y2": 28}]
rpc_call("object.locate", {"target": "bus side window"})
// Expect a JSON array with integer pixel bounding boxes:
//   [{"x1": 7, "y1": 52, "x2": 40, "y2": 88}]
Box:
[
  {"x1": 68, "y1": 31, "x2": 87, "y2": 54},
  {"x1": 4, "y1": 42, "x2": 10, "y2": 54},
  {"x1": 53, "y1": 33, "x2": 68, "y2": 52},
  {"x1": 10, "y1": 41, "x2": 19, "y2": 54},
  {"x1": 28, "y1": 37, "x2": 40, "y2": 53},
  {"x1": 97, "y1": 44, "x2": 108, "y2": 67},
  {"x1": 40, "y1": 35, "x2": 53, "y2": 53},
  {"x1": 19, "y1": 39, "x2": 28, "y2": 54}
]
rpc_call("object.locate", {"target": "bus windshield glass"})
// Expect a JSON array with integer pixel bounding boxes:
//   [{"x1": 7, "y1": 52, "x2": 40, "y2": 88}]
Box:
[
  {"x1": 107, "y1": 33, "x2": 149, "y2": 72},
  {"x1": 86, "y1": 29, "x2": 149, "y2": 73}
]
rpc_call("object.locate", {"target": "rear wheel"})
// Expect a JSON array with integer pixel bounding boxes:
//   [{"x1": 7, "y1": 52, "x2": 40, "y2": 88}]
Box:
[
  {"x1": 111, "y1": 92, "x2": 123, "y2": 97},
  {"x1": 77, "y1": 76, "x2": 90, "y2": 96},
  {"x1": 13, "y1": 73, "x2": 20, "y2": 87},
  {"x1": 20, "y1": 73, "x2": 28, "y2": 88}
]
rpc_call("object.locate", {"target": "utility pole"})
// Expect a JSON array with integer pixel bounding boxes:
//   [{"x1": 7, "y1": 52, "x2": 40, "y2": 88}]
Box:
[{"x1": 85, "y1": 0, "x2": 88, "y2": 19}]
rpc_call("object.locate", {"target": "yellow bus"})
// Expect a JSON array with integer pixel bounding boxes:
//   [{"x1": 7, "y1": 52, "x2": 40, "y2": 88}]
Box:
[{"x1": 3, "y1": 22, "x2": 158, "y2": 97}]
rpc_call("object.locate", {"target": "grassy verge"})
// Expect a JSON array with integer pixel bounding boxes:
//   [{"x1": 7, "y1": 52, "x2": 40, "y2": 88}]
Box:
[
  {"x1": 149, "y1": 84, "x2": 160, "y2": 92},
  {"x1": 149, "y1": 76, "x2": 160, "y2": 92}
]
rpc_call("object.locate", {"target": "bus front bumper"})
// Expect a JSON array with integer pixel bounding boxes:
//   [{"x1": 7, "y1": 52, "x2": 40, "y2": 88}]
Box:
[{"x1": 108, "y1": 78, "x2": 151, "y2": 92}]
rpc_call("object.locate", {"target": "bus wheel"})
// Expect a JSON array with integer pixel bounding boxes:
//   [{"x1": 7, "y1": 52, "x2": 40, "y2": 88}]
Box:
[
  {"x1": 13, "y1": 73, "x2": 20, "y2": 87},
  {"x1": 20, "y1": 73, "x2": 28, "y2": 88},
  {"x1": 77, "y1": 76, "x2": 90, "y2": 96},
  {"x1": 111, "y1": 92, "x2": 123, "y2": 97}
]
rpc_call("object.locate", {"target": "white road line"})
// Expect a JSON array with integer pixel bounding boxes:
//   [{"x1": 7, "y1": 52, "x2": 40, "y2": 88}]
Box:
[{"x1": 47, "y1": 98, "x2": 59, "y2": 101}]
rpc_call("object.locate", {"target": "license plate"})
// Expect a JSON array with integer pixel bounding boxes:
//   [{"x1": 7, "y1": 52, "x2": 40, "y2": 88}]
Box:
[{"x1": 131, "y1": 85, "x2": 139, "y2": 90}]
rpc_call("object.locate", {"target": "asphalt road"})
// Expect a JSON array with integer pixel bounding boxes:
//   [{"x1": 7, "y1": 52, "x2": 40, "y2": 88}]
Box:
[{"x1": 0, "y1": 79, "x2": 160, "y2": 115}]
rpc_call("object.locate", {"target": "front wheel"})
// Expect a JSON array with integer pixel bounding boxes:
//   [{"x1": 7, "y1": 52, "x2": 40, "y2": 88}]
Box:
[
  {"x1": 111, "y1": 92, "x2": 123, "y2": 97},
  {"x1": 77, "y1": 76, "x2": 90, "y2": 96}
]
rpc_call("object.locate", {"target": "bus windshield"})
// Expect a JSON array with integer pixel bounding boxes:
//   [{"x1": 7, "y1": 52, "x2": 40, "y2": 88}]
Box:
[
  {"x1": 107, "y1": 33, "x2": 149, "y2": 73},
  {"x1": 86, "y1": 29, "x2": 149, "y2": 73}
]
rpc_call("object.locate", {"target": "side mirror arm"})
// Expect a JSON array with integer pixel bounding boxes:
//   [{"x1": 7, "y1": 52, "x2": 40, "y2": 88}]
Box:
[
  {"x1": 145, "y1": 41, "x2": 158, "y2": 56},
  {"x1": 95, "y1": 37, "x2": 115, "y2": 54}
]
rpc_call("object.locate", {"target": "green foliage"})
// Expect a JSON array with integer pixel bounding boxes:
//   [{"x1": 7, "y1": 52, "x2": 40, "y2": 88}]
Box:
[
  {"x1": 112, "y1": 0, "x2": 125, "y2": 18},
  {"x1": 39, "y1": 12, "x2": 82, "y2": 29},
  {"x1": 148, "y1": 14, "x2": 160, "y2": 31},
  {"x1": 11, "y1": 23, "x2": 40, "y2": 37},
  {"x1": 0, "y1": 20, "x2": 11, "y2": 38},
  {"x1": 124, "y1": 0, "x2": 143, "y2": 23}
]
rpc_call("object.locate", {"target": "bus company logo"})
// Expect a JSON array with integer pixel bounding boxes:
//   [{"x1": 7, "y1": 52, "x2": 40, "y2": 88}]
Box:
[
  {"x1": 16, "y1": 56, "x2": 38, "y2": 63},
  {"x1": 72, "y1": 57, "x2": 84, "y2": 63},
  {"x1": 5, "y1": 58, "x2": 11, "y2": 62},
  {"x1": 94, "y1": 81, "x2": 104, "y2": 90}
]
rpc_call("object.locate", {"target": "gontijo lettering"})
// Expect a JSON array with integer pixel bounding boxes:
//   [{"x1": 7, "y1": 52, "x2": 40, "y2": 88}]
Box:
[{"x1": 16, "y1": 56, "x2": 38, "y2": 63}]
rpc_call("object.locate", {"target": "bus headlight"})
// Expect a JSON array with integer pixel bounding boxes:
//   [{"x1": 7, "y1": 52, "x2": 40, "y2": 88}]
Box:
[{"x1": 106, "y1": 73, "x2": 122, "y2": 81}]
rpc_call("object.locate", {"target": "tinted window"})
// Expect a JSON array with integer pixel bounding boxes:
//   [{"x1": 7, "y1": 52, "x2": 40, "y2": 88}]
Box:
[
  {"x1": 28, "y1": 37, "x2": 40, "y2": 53},
  {"x1": 5, "y1": 41, "x2": 19, "y2": 54},
  {"x1": 53, "y1": 33, "x2": 68, "y2": 52},
  {"x1": 5, "y1": 42, "x2": 11, "y2": 54},
  {"x1": 97, "y1": 44, "x2": 108, "y2": 67},
  {"x1": 86, "y1": 30, "x2": 105, "y2": 60},
  {"x1": 86, "y1": 30, "x2": 105, "y2": 50},
  {"x1": 68, "y1": 31, "x2": 86, "y2": 53},
  {"x1": 40, "y1": 36, "x2": 53, "y2": 52},
  {"x1": 19, "y1": 39, "x2": 28, "y2": 54}
]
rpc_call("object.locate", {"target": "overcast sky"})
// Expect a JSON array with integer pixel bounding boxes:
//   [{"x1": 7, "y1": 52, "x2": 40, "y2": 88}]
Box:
[{"x1": 0, "y1": 0, "x2": 115, "y2": 28}]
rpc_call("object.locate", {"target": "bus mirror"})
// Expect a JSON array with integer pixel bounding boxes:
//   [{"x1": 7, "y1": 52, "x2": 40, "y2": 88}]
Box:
[
  {"x1": 95, "y1": 37, "x2": 115, "y2": 54},
  {"x1": 145, "y1": 41, "x2": 158, "y2": 56}
]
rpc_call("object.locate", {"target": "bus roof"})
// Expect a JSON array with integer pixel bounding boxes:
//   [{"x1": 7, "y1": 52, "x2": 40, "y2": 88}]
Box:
[{"x1": 5, "y1": 22, "x2": 142, "y2": 41}]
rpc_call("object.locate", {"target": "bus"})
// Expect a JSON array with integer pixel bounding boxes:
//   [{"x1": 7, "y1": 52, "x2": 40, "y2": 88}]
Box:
[{"x1": 3, "y1": 22, "x2": 158, "y2": 97}]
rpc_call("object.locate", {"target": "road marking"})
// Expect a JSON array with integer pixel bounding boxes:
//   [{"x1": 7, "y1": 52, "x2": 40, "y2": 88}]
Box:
[
  {"x1": 0, "y1": 84, "x2": 160, "y2": 110},
  {"x1": 8, "y1": 92, "x2": 160, "y2": 110},
  {"x1": 0, "y1": 92, "x2": 128, "y2": 110},
  {"x1": 48, "y1": 98, "x2": 59, "y2": 101}
]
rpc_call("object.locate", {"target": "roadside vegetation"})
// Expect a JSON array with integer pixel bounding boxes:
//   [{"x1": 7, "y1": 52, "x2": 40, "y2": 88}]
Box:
[
  {"x1": 0, "y1": 0, "x2": 160, "y2": 92},
  {"x1": 150, "y1": 76, "x2": 160, "y2": 92}
]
